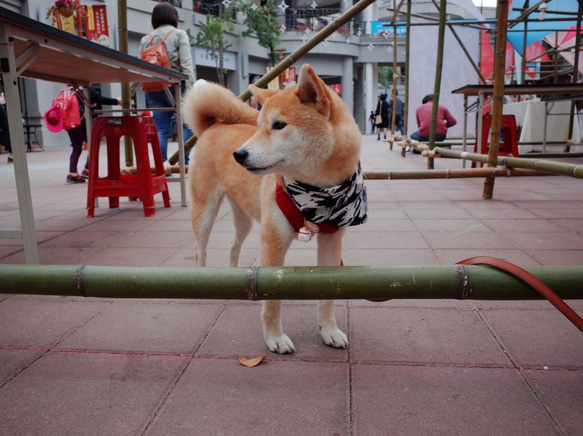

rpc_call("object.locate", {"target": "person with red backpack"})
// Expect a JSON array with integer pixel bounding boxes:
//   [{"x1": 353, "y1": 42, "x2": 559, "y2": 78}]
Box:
[{"x1": 139, "y1": 2, "x2": 195, "y2": 165}]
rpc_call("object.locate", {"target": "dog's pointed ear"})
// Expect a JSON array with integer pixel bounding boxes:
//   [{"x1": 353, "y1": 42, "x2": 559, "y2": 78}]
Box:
[
  {"x1": 296, "y1": 64, "x2": 331, "y2": 117},
  {"x1": 249, "y1": 85, "x2": 279, "y2": 105}
]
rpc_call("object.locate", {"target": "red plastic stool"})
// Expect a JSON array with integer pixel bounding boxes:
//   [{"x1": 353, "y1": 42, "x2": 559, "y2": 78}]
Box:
[
  {"x1": 472, "y1": 114, "x2": 519, "y2": 168},
  {"x1": 86, "y1": 116, "x2": 170, "y2": 217}
]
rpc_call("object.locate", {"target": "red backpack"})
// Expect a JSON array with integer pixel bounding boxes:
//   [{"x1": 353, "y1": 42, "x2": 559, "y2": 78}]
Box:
[
  {"x1": 53, "y1": 87, "x2": 82, "y2": 130},
  {"x1": 140, "y1": 30, "x2": 174, "y2": 92}
]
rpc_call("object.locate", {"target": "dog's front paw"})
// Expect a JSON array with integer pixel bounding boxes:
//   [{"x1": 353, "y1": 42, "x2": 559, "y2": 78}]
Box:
[
  {"x1": 321, "y1": 327, "x2": 349, "y2": 349},
  {"x1": 265, "y1": 333, "x2": 296, "y2": 354}
]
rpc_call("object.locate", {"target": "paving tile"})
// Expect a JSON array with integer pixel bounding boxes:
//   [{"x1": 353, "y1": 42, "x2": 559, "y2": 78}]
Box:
[
  {"x1": 0, "y1": 348, "x2": 44, "y2": 384},
  {"x1": 349, "y1": 306, "x2": 512, "y2": 367},
  {"x1": 346, "y1": 231, "x2": 430, "y2": 249},
  {"x1": 527, "y1": 249, "x2": 583, "y2": 266},
  {"x1": 108, "y1": 230, "x2": 194, "y2": 249},
  {"x1": 81, "y1": 247, "x2": 178, "y2": 267},
  {"x1": 434, "y1": 248, "x2": 541, "y2": 266},
  {"x1": 0, "y1": 351, "x2": 186, "y2": 436},
  {"x1": 147, "y1": 359, "x2": 349, "y2": 436},
  {"x1": 503, "y1": 231, "x2": 583, "y2": 250},
  {"x1": 344, "y1": 248, "x2": 440, "y2": 266},
  {"x1": 57, "y1": 301, "x2": 225, "y2": 355},
  {"x1": 0, "y1": 245, "x2": 103, "y2": 265},
  {"x1": 0, "y1": 297, "x2": 110, "y2": 348},
  {"x1": 352, "y1": 365, "x2": 560, "y2": 436},
  {"x1": 523, "y1": 369, "x2": 583, "y2": 436},
  {"x1": 478, "y1": 308, "x2": 583, "y2": 369},
  {"x1": 196, "y1": 302, "x2": 349, "y2": 361},
  {"x1": 422, "y1": 231, "x2": 516, "y2": 249},
  {"x1": 42, "y1": 230, "x2": 132, "y2": 248}
]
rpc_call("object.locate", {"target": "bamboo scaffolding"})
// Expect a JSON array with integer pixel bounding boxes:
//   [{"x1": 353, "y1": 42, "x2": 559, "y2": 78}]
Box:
[
  {"x1": 434, "y1": 147, "x2": 583, "y2": 178},
  {"x1": 483, "y1": 0, "x2": 510, "y2": 199},
  {"x1": 363, "y1": 167, "x2": 553, "y2": 180},
  {"x1": 1, "y1": 264, "x2": 581, "y2": 301},
  {"x1": 167, "y1": 0, "x2": 378, "y2": 166},
  {"x1": 427, "y1": 0, "x2": 447, "y2": 170}
]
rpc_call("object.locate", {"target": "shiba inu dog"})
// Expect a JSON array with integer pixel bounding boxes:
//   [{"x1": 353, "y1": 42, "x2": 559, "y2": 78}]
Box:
[{"x1": 183, "y1": 64, "x2": 367, "y2": 353}]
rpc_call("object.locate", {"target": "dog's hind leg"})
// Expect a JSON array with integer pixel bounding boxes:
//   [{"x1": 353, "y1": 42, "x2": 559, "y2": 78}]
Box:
[
  {"x1": 227, "y1": 197, "x2": 253, "y2": 267},
  {"x1": 317, "y1": 230, "x2": 349, "y2": 349},
  {"x1": 191, "y1": 188, "x2": 225, "y2": 267}
]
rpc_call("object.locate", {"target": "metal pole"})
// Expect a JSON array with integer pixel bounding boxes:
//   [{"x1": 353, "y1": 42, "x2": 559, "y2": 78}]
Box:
[{"x1": 1, "y1": 264, "x2": 582, "y2": 301}]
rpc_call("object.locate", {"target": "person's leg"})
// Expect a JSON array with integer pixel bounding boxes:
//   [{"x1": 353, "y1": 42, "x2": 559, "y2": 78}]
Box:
[
  {"x1": 181, "y1": 120, "x2": 194, "y2": 165},
  {"x1": 66, "y1": 125, "x2": 87, "y2": 182},
  {"x1": 68, "y1": 126, "x2": 85, "y2": 174},
  {"x1": 146, "y1": 91, "x2": 173, "y2": 162}
]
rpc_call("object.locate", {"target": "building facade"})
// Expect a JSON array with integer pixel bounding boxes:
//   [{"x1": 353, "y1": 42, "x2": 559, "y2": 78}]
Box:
[{"x1": 1, "y1": 0, "x2": 490, "y2": 147}]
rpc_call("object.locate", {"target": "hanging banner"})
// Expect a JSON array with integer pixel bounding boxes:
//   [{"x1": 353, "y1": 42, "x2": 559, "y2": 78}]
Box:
[
  {"x1": 266, "y1": 67, "x2": 280, "y2": 90},
  {"x1": 84, "y1": 5, "x2": 110, "y2": 46},
  {"x1": 53, "y1": 12, "x2": 76, "y2": 34},
  {"x1": 282, "y1": 67, "x2": 296, "y2": 88}
]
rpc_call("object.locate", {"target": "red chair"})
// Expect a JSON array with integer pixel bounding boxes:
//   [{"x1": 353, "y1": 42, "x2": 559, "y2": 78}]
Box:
[
  {"x1": 472, "y1": 114, "x2": 519, "y2": 168},
  {"x1": 86, "y1": 116, "x2": 170, "y2": 217}
]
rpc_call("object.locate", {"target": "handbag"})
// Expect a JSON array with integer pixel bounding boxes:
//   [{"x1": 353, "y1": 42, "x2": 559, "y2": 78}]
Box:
[{"x1": 375, "y1": 100, "x2": 383, "y2": 124}]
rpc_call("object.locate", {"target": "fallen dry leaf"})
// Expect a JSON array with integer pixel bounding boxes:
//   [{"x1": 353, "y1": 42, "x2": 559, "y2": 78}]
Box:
[{"x1": 237, "y1": 355, "x2": 266, "y2": 368}]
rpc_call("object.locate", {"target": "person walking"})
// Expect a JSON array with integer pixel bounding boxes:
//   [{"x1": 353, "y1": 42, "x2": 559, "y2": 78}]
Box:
[
  {"x1": 139, "y1": 1, "x2": 195, "y2": 165},
  {"x1": 375, "y1": 93, "x2": 389, "y2": 141},
  {"x1": 389, "y1": 89, "x2": 404, "y2": 136}
]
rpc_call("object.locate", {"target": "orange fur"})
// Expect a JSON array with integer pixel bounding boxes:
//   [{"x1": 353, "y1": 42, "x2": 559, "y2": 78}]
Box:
[{"x1": 183, "y1": 64, "x2": 362, "y2": 353}]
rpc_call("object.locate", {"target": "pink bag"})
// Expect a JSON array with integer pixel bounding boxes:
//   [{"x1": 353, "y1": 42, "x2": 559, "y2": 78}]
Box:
[{"x1": 51, "y1": 87, "x2": 82, "y2": 130}]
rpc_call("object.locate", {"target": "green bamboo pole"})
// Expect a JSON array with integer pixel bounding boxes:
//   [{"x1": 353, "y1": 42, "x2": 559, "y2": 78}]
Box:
[
  {"x1": 434, "y1": 147, "x2": 583, "y2": 178},
  {"x1": 483, "y1": 0, "x2": 510, "y2": 199},
  {"x1": 167, "y1": 0, "x2": 378, "y2": 166},
  {"x1": 363, "y1": 167, "x2": 552, "y2": 180},
  {"x1": 389, "y1": 0, "x2": 405, "y2": 143},
  {"x1": 404, "y1": 0, "x2": 411, "y2": 136},
  {"x1": 427, "y1": 0, "x2": 447, "y2": 170},
  {"x1": 1, "y1": 264, "x2": 582, "y2": 300}
]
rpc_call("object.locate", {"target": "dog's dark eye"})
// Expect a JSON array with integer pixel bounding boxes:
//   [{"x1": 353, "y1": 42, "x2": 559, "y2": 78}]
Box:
[{"x1": 272, "y1": 120, "x2": 286, "y2": 130}]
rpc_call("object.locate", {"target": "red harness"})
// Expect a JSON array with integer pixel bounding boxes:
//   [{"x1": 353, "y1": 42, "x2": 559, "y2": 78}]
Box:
[{"x1": 275, "y1": 184, "x2": 339, "y2": 234}]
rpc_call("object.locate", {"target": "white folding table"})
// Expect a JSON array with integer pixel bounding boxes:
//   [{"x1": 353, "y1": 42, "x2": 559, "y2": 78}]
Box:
[{"x1": 0, "y1": 7, "x2": 188, "y2": 264}]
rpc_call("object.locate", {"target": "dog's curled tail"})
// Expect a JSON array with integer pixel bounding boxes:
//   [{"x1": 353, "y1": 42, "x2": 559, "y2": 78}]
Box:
[{"x1": 182, "y1": 80, "x2": 258, "y2": 136}]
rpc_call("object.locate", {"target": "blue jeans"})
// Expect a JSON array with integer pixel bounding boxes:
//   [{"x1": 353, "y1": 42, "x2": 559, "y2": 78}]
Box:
[{"x1": 145, "y1": 86, "x2": 193, "y2": 164}]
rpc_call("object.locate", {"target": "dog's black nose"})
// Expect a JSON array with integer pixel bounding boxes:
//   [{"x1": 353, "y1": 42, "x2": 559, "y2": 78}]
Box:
[{"x1": 233, "y1": 149, "x2": 248, "y2": 164}]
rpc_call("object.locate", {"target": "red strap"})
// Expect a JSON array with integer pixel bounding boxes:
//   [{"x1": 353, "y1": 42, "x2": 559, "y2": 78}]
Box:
[
  {"x1": 275, "y1": 184, "x2": 339, "y2": 234},
  {"x1": 457, "y1": 256, "x2": 583, "y2": 333}
]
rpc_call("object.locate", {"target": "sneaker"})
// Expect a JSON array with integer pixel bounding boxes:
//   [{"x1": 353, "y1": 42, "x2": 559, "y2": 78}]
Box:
[
  {"x1": 66, "y1": 173, "x2": 86, "y2": 184},
  {"x1": 81, "y1": 168, "x2": 89, "y2": 179}
]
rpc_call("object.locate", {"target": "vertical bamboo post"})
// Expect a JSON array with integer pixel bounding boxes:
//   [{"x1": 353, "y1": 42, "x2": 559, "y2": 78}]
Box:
[
  {"x1": 482, "y1": 0, "x2": 510, "y2": 199},
  {"x1": 389, "y1": 0, "x2": 403, "y2": 146},
  {"x1": 403, "y1": 0, "x2": 411, "y2": 137},
  {"x1": 427, "y1": 0, "x2": 446, "y2": 170}
]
